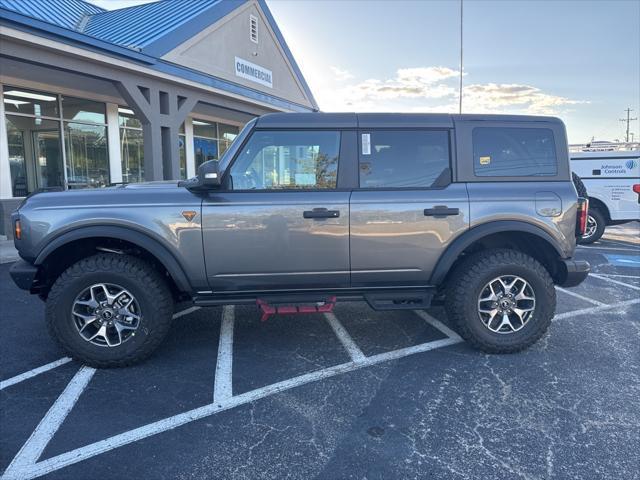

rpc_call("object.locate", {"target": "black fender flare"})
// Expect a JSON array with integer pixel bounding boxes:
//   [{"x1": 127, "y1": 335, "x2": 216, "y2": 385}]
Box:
[
  {"x1": 34, "y1": 226, "x2": 192, "y2": 292},
  {"x1": 429, "y1": 220, "x2": 565, "y2": 285}
]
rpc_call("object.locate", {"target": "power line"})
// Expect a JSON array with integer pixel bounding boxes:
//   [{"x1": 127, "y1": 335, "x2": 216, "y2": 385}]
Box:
[{"x1": 619, "y1": 108, "x2": 637, "y2": 143}]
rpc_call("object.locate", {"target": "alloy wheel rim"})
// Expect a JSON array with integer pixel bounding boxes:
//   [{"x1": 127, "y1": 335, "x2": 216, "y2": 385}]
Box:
[
  {"x1": 72, "y1": 283, "x2": 141, "y2": 347},
  {"x1": 583, "y1": 215, "x2": 597, "y2": 239},
  {"x1": 477, "y1": 275, "x2": 536, "y2": 334}
]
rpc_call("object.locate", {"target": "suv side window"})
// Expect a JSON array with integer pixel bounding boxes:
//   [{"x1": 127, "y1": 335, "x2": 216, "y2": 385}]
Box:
[
  {"x1": 359, "y1": 130, "x2": 450, "y2": 188},
  {"x1": 473, "y1": 127, "x2": 557, "y2": 177},
  {"x1": 229, "y1": 130, "x2": 340, "y2": 190}
]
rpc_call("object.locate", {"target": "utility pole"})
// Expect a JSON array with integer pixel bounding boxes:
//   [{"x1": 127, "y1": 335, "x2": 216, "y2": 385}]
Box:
[
  {"x1": 619, "y1": 108, "x2": 637, "y2": 143},
  {"x1": 458, "y1": 0, "x2": 464, "y2": 114}
]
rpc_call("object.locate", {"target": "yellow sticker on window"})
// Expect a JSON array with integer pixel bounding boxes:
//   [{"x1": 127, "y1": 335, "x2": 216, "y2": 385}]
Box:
[{"x1": 479, "y1": 156, "x2": 491, "y2": 165}]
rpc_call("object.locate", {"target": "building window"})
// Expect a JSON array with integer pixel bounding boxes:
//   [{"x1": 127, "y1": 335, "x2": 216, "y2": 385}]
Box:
[
  {"x1": 4, "y1": 87, "x2": 59, "y2": 118},
  {"x1": 250, "y1": 14, "x2": 258, "y2": 43},
  {"x1": 64, "y1": 122, "x2": 109, "y2": 189},
  {"x1": 118, "y1": 107, "x2": 144, "y2": 183},
  {"x1": 2, "y1": 86, "x2": 110, "y2": 195},
  {"x1": 62, "y1": 96, "x2": 106, "y2": 124},
  {"x1": 3, "y1": 86, "x2": 64, "y2": 195},
  {"x1": 62, "y1": 96, "x2": 109, "y2": 189},
  {"x1": 192, "y1": 119, "x2": 239, "y2": 169}
]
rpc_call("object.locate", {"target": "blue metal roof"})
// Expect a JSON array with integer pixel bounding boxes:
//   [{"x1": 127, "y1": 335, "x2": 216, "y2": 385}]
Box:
[
  {"x1": 83, "y1": 0, "x2": 226, "y2": 50},
  {"x1": 0, "y1": 0, "x2": 104, "y2": 29}
]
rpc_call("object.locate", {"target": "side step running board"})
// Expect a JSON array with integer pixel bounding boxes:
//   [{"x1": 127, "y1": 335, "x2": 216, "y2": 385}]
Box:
[
  {"x1": 364, "y1": 290, "x2": 434, "y2": 311},
  {"x1": 257, "y1": 296, "x2": 337, "y2": 322}
]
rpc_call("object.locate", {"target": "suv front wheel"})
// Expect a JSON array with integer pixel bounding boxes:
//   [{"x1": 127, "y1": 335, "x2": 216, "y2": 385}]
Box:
[
  {"x1": 445, "y1": 249, "x2": 556, "y2": 353},
  {"x1": 45, "y1": 253, "x2": 174, "y2": 367}
]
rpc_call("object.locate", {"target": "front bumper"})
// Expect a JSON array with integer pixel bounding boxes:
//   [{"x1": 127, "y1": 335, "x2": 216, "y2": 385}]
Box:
[
  {"x1": 9, "y1": 259, "x2": 39, "y2": 290},
  {"x1": 557, "y1": 259, "x2": 590, "y2": 288}
]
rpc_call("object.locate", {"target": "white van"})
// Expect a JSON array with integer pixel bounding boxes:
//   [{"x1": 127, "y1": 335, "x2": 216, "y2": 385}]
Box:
[{"x1": 571, "y1": 150, "x2": 640, "y2": 243}]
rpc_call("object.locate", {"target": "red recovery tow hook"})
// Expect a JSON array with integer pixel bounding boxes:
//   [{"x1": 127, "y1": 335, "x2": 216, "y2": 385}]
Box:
[{"x1": 256, "y1": 297, "x2": 337, "y2": 322}]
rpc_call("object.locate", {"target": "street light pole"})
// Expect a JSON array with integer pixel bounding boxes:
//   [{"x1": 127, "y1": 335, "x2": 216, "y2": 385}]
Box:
[{"x1": 458, "y1": 0, "x2": 464, "y2": 114}]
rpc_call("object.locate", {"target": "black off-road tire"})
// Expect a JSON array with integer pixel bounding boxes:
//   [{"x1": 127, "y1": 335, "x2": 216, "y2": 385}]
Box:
[
  {"x1": 45, "y1": 253, "x2": 174, "y2": 368},
  {"x1": 572, "y1": 171, "x2": 588, "y2": 198},
  {"x1": 445, "y1": 249, "x2": 556, "y2": 353},
  {"x1": 578, "y1": 208, "x2": 606, "y2": 244}
]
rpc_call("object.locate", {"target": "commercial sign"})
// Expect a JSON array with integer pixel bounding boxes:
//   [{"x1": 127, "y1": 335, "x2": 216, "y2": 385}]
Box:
[{"x1": 235, "y1": 57, "x2": 273, "y2": 88}]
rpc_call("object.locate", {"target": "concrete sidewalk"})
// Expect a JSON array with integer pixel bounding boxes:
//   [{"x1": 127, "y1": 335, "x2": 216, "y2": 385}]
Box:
[{"x1": 0, "y1": 238, "x2": 18, "y2": 264}]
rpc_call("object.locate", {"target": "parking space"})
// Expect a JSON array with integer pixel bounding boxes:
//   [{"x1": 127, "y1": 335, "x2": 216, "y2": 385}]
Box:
[{"x1": 1, "y1": 224, "x2": 639, "y2": 480}]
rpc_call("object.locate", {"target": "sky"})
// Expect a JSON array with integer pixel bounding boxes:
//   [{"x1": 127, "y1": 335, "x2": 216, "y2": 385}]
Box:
[{"x1": 89, "y1": 0, "x2": 640, "y2": 144}]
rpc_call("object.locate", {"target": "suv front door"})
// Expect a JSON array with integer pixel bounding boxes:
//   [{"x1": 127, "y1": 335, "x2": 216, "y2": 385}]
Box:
[
  {"x1": 350, "y1": 128, "x2": 469, "y2": 287},
  {"x1": 202, "y1": 129, "x2": 351, "y2": 292}
]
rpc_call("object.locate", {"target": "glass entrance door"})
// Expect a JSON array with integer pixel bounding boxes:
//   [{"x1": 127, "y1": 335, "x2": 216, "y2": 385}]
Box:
[{"x1": 33, "y1": 128, "x2": 64, "y2": 190}]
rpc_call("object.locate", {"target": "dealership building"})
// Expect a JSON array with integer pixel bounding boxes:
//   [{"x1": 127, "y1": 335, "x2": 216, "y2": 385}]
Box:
[{"x1": 0, "y1": 0, "x2": 317, "y2": 237}]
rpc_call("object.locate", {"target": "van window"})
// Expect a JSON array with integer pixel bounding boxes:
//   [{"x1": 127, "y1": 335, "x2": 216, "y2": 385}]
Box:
[
  {"x1": 359, "y1": 130, "x2": 450, "y2": 188},
  {"x1": 230, "y1": 130, "x2": 340, "y2": 190},
  {"x1": 473, "y1": 127, "x2": 557, "y2": 177}
]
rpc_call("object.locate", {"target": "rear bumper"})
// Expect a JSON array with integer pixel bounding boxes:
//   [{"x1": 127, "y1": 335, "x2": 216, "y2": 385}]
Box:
[
  {"x1": 9, "y1": 259, "x2": 38, "y2": 290},
  {"x1": 557, "y1": 259, "x2": 590, "y2": 287}
]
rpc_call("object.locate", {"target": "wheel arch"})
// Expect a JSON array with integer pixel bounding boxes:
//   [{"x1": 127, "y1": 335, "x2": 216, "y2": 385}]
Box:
[
  {"x1": 34, "y1": 226, "x2": 193, "y2": 295},
  {"x1": 430, "y1": 221, "x2": 565, "y2": 286}
]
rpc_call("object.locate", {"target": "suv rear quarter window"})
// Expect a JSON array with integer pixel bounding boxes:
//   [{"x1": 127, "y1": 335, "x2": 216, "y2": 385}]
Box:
[
  {"x1": 473, "y1": 127, "x2": 557, "y2": 177},
  {"x1": 359, "y1": 130, "x2": 450, "y2": 188}
]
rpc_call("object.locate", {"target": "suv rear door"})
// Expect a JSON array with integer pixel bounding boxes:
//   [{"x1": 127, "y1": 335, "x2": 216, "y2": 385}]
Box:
[
  {"x1": 350, "y1": 115, "x2": 470, "y2": 287},
  {"x1": 202, "y1": 127, "x2": 354, "y2": 292}
]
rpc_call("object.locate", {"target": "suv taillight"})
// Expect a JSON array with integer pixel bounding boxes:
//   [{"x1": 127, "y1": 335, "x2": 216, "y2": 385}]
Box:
[{"x1": 576, "y1": 197, "x2": 589, "y2": 237}]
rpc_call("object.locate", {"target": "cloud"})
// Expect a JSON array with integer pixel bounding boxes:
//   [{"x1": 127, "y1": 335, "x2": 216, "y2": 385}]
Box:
[
  {"x1": 343, "y1": 66, "x2": 461, "y2": 103},
  {"x1": 461, "y1": 83, "x2": 588, "y2": 114},
  {"x1": 330, "y1": 66, "x2": 354, "y2": 81},
  {"x1": 315, "y1": 67, "x2": 587, "y2": 116}
]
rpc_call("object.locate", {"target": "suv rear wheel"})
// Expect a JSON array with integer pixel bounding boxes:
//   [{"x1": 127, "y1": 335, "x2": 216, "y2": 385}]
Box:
[
  {"x1": 445, "y1": 249, "x2": 556, "y2": 353},
  {"x1": 578, "y1": 208, "x2": 606, "y2": 244},
  {"x1": 45, "y1": 253, "x2": 174, "y2": 367}
]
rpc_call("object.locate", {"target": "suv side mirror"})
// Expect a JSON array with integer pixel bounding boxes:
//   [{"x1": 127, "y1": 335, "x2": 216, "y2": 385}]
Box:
[
  {"x1": 198, "y1": 160, "x2": 221, "y2": 187},
  {"x1": 179, "y1": 160, "x2": 221, "y2": 191}
]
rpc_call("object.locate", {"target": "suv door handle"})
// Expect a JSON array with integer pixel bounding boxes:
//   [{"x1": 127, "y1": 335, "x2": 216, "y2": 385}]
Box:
[
  {"x1": 303, "y1": 208, "x2": 340, "y2": 219},
  {"x1": 424, "y1": 206, "x2": 459, "y2": 218}
]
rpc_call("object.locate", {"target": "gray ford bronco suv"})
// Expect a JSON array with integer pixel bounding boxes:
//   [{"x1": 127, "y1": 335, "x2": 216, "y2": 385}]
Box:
[{"x1": 10, "y1": 113, "x2": 590, "y2": 367}]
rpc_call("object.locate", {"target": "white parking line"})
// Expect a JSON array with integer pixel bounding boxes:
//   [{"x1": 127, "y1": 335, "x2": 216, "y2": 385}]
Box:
[
  {"x1": 213, "y1": 305, "x2": 234, "y2": 404},
  {"x1": 0, "y1": 306, "x2": 201, "y2": 392},
  {"x1": 2, "y1": 366, "x2": 96, "y2": 480},
  {"x1": 0, "y1": 358, "x2": 72, "y2": 391},
  {"x1": 593, "y1": 273, "x2": 640, "y2": 279},
  {"x1": 324, "y1": 312, "x2": 366, "y2": 363},
  {"x1": 414, "y1": 310, "x2": 463, "y2": 340},
  {"x1": 599, "y1": 238, "x2": 640, "y2": 248},
  {"x1": 555, "y1": 287, "x2": 606, "y2": 306},
  {"x1": 11, "y1": 336, "x2": 462, "y2": 480},
  {"x1": 589, "y1": 273, "x2": 640, "y2": 291},
  {"x1": 554, "y1": 298, "x2": 640, "y2": 321},
  {"x1": 577, "y1": 245, "x2": 640, "y2": 253},
  {"x1": 172, "y1": 306, "x2": 201, "y2": 319}
]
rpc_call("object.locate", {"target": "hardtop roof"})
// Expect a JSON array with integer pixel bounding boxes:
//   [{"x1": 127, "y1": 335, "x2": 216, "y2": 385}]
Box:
[{"x1": 255, "y1": 112, "x2": 563, "y2": 129}]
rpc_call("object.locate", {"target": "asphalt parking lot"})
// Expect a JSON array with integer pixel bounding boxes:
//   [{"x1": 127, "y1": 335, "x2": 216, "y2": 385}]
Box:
[{"x1": 1, "y1": 223, "x2": 639, "y2": 480}]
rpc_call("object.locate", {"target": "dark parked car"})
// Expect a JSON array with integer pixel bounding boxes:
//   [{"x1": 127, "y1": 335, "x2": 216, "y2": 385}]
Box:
[{"x1": 10, "y1": 113, "x2": 590, "y2": 367}]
